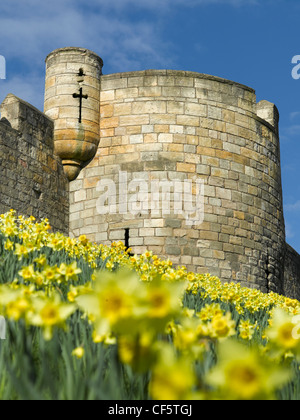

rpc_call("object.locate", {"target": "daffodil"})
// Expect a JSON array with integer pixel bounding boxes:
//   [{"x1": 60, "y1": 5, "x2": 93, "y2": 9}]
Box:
[
  {"x1": 78, "y1": 235, "x2": 89, "y2": 246},
  {"x1": 76, "y1": 270, "x2": 140, "y2": 336},
  {"x1": 149, "y1": 344, "x2": 196, "y2": 400},
  {"x1": 46, "y1": 234, "x2": 65, "y2": 251},
  {"x1": 29, "y1": 294, "x2": 76, "y2": 340},
  {"x1": 4, "y1": 239, "x2": 14, "y2": 251},
  {"x1": 34, "y1": 255, "x2": 47, "y2": 268},
  {"x1": 197, "y1": 303, "x2": 223, "y2": 322},
  {"x1": 172, "y1": 316, "x2": 207, "y2": 357},
  {"x1": 266, "y1": 308, "x2": 300, "y2": 357},
  {"x1": 58, "y1": 262, "x2": 81, "y2": 282},
  {"x1": 187, "y1": 272, "x2": 195, "y2": 282},
  {"x1": 206, "y1": 340, "x2": 291, "y2": 400},
  {"x1": 210, "y1": 312, "x2": 236, "y2": 340},
  {"x1": 72, "y1": 347, "x2": 85, "y2": 359},
  {"x1": 19, "y1": 265, "x2": 35, "y2": 282},
  {"x1": 67, "y1": 286, "x2": 79, "y2": 303},
  {"x1": 239, "y1": 320, "x2": 257, "y2": 341},
  {"x1": 118, "y1": 332, "x2": 158, "y2": 372},
  {"x1": 14, "y1": 243, "x2": 31, "y2": 260},
  {"x1": 6, "y1": 297, "x2": 32, "y2": 321},
  {"x1": 92, "y1": 330, "x2": 116, "y2": 345},
  {"x1": 41, "y1": 265, "x2": 59, "y2": 284}
]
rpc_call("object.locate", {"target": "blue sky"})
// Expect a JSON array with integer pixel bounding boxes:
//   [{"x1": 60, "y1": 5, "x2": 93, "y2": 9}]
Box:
[{"x1": 1, "y1": 0, "x2": 300, "y2": 252}]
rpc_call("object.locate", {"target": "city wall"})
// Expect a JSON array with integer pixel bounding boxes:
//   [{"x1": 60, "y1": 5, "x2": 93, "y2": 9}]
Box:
[
  {"x1": 0, "y1": 94, "x2": 69, "y2": 234},
  {"x1": 1, "y1": 47, "x2": 300, "y2": 299}
]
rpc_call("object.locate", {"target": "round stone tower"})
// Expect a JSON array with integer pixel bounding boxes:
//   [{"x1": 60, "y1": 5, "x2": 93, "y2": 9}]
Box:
[
  {"x1": 44, "y1": 47, "x2": 103, "y2": 181},
  {"x1": 64, "y1": 65, "x2": 285, "y2": 294}
]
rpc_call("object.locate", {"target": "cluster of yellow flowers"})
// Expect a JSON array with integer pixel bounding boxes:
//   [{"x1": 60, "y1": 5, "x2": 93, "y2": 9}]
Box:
[
  {"x1": 0, "y1": 284, "x2": 76, "y2": 340},
  {"x1": 1, "y1": 210, "x2": 300, "y2": 400},
  {"x1": 186, "y1": 273, "x2": 300, "y2": 317}
]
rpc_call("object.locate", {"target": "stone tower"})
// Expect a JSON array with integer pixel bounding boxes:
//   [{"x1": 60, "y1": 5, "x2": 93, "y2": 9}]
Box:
[
  {"x1": 44, "y1": 47, "x2": 103, "y2": 181},
  {"x1": 43, "y1": 47, "x2": 286, "y2": 295}
]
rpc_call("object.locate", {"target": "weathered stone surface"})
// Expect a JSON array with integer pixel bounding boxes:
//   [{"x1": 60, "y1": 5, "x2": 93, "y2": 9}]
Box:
[
  {"x1": 0, "y1": 94, "x2": 69, "y2": 233},
  {"x1": 69, "y1": 68, "x2": 288, "y2": 293}
]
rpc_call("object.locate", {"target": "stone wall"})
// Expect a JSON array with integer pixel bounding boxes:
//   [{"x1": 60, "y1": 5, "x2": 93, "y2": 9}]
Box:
[
  {"x1": 69, "y1": 69, "x2": 286, "y2": 294},
  {"x1": 284, "y1": 244, "x2": 300, "y2": 300},
  {"x1": 0, "y1": 94, "x2": 69, "y2": 234}
]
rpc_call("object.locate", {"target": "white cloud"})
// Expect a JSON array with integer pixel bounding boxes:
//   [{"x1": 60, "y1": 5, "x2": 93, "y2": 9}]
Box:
[
  {"x1": 0, "y1": 1, "x2": 177, "y2": 108},
  {"x1": 285, "y1": 222, "x2": 295, "y2": 239},
  {"x1": 285, "y1": 200, "x2": 300, "y2": 212},
  {"x1": 0, "y1": 0, "x2": 261, "y2": 67},
  {"x1": 0, "y1": 2, "x2": 174, "y2": 69},
  {"x1": 290, "y1": 111, "x2": 300, "y2": 121},
  {"x1": 281, "y1": 113, "x2": 300, "y2": 139},
  {"x1": 0, "y1": 74, "x2": 45, "y2": 113},
  {"x1": 77, "y1": 0, "x2": 259, "y2": 9},
  {"x1": 0, "y1": 0, "x2": 261, "y2": 109},
  {"x1": 284, "y1": 125, "x2": 300, "y2": 137}
]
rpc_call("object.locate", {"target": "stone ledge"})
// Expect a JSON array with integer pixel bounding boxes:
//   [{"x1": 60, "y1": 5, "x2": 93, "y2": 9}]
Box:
[
  {"x1": 0, "y1": 94, "x2": 54, "y2": 143},
  {"x1": 101, "y1": 69, "x2": 256, "y2": 93}
]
